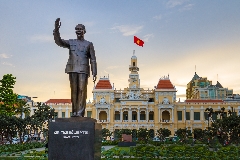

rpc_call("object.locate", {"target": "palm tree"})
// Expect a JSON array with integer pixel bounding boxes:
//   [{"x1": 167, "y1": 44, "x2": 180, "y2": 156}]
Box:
[{"x1": 15, "y1": 99, "x2": 30, "y2": 119}]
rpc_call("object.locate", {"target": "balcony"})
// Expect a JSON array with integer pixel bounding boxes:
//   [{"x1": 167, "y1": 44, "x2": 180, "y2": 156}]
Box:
[
  {"x1": 97, "y1": 120, "x2": 109, "y2": 123},
  {"x1": 160, "y1": 119, "x2": 172, "y2": 123}
]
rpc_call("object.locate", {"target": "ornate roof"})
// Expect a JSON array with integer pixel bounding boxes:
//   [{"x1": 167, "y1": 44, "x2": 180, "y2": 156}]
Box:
[
  {"x1": 156, "y1": 76, "x2": 175, "y2": 89},
  {"x1": 95, "y1": 77, "x2": 112, "y2": 89},
  {"x1": 191, "y1": 72, "x2": 200, "y2": 81},
  {"x1": 45, "y1": 99, "x2": 71, "y2": 104},
  {"x1": 216, "y1": 81, "x2": 223, "y2": 88}
]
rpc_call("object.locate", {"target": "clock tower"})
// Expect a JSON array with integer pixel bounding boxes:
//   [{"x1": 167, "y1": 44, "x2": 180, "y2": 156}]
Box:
[{"x1": 129, "y1": 51, "x2": 140, "y2": 88}]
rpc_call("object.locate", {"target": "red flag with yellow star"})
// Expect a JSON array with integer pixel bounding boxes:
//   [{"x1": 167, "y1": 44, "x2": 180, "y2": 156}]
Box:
[{"x1": 134, "y1": 36, "x2": 144, "y2": 47}]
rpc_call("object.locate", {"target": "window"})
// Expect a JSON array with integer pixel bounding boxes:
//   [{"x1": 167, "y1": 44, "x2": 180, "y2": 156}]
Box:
[
  {"x1": 87, "y1": 111, "x2": 92, "y2": 118},
  {"x1": 140, "y1": 114, "x2": 145, "y2": 120},
  {"x1": 194, "y1": 112, "x2": 200, "y2": 120},
  {"x1": 132, "y1": 113, "x2": 137, "y2": 120},
  {"x1": 177, "y1": 111, "x2": 182, "y2": 121},
  {"x1": 222, "y1": 112, "x2": 227, "y2": 118},
  {"x1": 62, "y1": 112, "x2": 65, "y2": 118},
  {"x1": 148, "y1": 98, "x2": 154, "y2": 102},
  {"x1": 70, "y1": 112, "x2": 72, "y2": 117},
  {"x1": 204, "y1": 112, "x2": 208, "y2": 120},
  {"x1": 123, "y1": 113, "x2": 128, "y2": 120},
  {"x1": 149, "y1": 112, "x2": 154, "y2": 120},
  {"x1": 115, "y1": 114, "x2": 120, "y2": 120},
  {"x1": 54, "y1": 112, "x2": 58, "y2": 119},
  {"x1": 115, "y1": 98, "x2": 120, "y2": 102},
  {"x1": 212, "y1": 113, "x2": 217, "y2": 120},
  {"x1": 186, "y1": 112, "x2": 190, "y2": 120}
]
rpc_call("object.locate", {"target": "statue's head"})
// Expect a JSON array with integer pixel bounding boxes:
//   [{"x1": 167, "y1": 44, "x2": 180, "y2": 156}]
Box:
[{"x1": 75, "y1": 24, "x2": 86, "y2": 38}]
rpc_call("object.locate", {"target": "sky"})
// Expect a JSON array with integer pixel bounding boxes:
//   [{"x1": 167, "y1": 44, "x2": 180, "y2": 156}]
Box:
[{"x1": 0, "y1": 0, "x2": 240, "y2": 102}]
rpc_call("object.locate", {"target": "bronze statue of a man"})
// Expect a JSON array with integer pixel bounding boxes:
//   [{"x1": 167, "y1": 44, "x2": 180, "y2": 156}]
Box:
[{"x1": 53, "y1": 18, "x2": 97, "y2": 117}]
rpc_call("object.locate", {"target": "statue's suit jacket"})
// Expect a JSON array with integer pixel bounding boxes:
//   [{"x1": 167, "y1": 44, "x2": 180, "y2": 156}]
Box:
[{"x1": 53, "y1": 30, "x2": 97, "y2": 77}]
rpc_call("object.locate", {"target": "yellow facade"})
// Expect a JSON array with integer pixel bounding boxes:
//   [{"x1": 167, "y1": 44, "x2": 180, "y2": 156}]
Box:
[{"x1": 36, "y1": 55, "x2": 240, "y2": 136}]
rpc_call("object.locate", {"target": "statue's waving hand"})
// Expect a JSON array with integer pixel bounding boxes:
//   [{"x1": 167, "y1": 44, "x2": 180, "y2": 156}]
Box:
[{"x1": 55, "y1": 18, "x2": 61, "y2": 31}]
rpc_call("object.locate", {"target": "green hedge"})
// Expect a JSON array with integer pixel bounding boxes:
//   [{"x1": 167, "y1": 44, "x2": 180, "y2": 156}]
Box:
[
  {"x1": 0, "y1": 142, "x2": 45, "y2": 156},
  {"x1": 102, "y1": 144, "x2": 240, "y2": 159}
]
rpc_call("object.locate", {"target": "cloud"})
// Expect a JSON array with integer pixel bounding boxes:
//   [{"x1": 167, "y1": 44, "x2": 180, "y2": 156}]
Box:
[
  {"x1": 0, "y1": 53, "x2": 12, "y2": 59},
  {"x1": 111, "y1": 25, "x2": 143, "y2": 36},
  {"x1": 143, "y1": 34, "x2": 154, "y2": 42},
  {"x1": 30, "y1": 34, "x2": 53, "y2": 43},
  {"x1": 179, "y1": 4, "x2": 194, "y2": 11},
  {"x1": 2, "y1": 62, "x2": 15, "y2": 67},
  {"x1": 153, "y1": 15, "x2": 162, "y2": 20},
  {"x1": 166, "y1": 0, "x2": 189, "y2": 8}
]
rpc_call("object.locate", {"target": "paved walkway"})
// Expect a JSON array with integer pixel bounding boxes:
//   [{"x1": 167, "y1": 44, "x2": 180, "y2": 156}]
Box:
[{"x1": 102, "y1": 145, "x2": 116, "y2": 151}]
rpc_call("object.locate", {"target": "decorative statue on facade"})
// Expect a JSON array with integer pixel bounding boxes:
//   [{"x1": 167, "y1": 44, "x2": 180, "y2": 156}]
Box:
[
  {"x1": 53, "y1": 18, "x2": 97, "y2": 117},
  {"x1": 162, "y1": 97, "x2": 170, "y2": 104}
]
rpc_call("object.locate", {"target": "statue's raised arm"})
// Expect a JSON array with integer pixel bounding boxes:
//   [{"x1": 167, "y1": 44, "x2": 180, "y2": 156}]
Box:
[
  {"x1": 53, "y1": 18, "x2": 69, "y2": 48},
  {"x1": 54, "y1": 18, "x2": 61, "y2": 31}
]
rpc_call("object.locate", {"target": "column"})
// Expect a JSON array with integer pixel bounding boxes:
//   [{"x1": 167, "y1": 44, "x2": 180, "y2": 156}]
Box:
[
  {"x1": 184, "y1": 106, "x2": 186, "y2": 121},
  {"x1": 200, "y1": 106, "x2": 204, "y2": 121},
  {"x1": 137, "y1": 108, "x2": 140, "y2": 122},
  {"x1": 190, "y1": 106, "x2": 194, "y2": 120},
  {"x1": 128, "y1": 108, "x2": 132, "y2": 122},
  {"x1": 146, "y1": 108, "x2": 149, "y2": 122},
  {"x1": 120, "y1": 109, "x2": 123, "y2": 122},
  {"x1": 58, "y1": 106, "x2": 62, "y2": 118},
  {"x1": 158, "y1": 108, "x2": 160, "y2": 122},
  {"x1": 66, "y1": 107, "x2": 69, "y2": 118},
  {"x1": 107, "y1": 109, "x2": 109, "y2": 122},
  {"x1": 172, "y1": 108, "x2": 174, "y2": 122},
  {"x1": 96, "y1": 109, "x2": 98, "y2": 120},
  {"x1": 108, "y1": 108, "x2": 111, "y2": 122}
]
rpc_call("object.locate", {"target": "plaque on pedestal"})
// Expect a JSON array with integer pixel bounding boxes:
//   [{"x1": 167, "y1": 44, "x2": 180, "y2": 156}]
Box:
[{"x1": 48, "y1": 117, "x2": 101, "y2": 160}]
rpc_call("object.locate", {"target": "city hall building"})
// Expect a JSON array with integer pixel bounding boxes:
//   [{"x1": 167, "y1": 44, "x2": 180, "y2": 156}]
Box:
[{"x1": 33, "y1": 55, "x2": 240, "y2": 136}]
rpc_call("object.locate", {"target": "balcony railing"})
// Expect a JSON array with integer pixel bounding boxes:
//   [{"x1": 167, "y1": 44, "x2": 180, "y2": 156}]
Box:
[{"x1": 98, "y1": 120, "x2": 108, "y2": 123}]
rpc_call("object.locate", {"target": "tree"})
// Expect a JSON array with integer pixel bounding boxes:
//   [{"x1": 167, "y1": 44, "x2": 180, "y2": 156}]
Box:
[
  {"x1": 148, "y1": 129, "x2": 154, "y2": 139},
  {"x1": 28, "y1": 102, "x2": 55, "y2": 140},
  {"x1": 102, "y1": 128, "x2": 112, "y2": 140},
  {"x1": 15, "y1": 99, "x2": 30, "y2": 119},
  {"x1": 0, "y1": 74, "x2": 18, "y2": 116},
  {"x1": 157, "y1": 128, "x2": 171, "y2": 141},
  {"x1": 210, "y1": 113, "x2": 240, "y2": 145},
  {"x1": 176, "y1": 128, "x2": 191, "y2": 141},
  {"x1": 193, "y1": 128, "x2": 203, "y2": 140},
  {"x1": 0, "y1": 115, "x2": 18, "y2": 144},
  {"x1": 205, "y1": 107, "x2": 214, "y2": 130},
  {"x1": 132, "y1": 129, "x2": 137, "y2": 141},
  {"x1": 137, "y1": 128, "x2": 148, "y2": 142}
]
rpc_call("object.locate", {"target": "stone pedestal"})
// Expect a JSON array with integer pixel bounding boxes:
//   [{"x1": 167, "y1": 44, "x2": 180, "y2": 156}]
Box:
[{"x1": 48, "y1": 117, "x2": 101, "y2": 160}]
